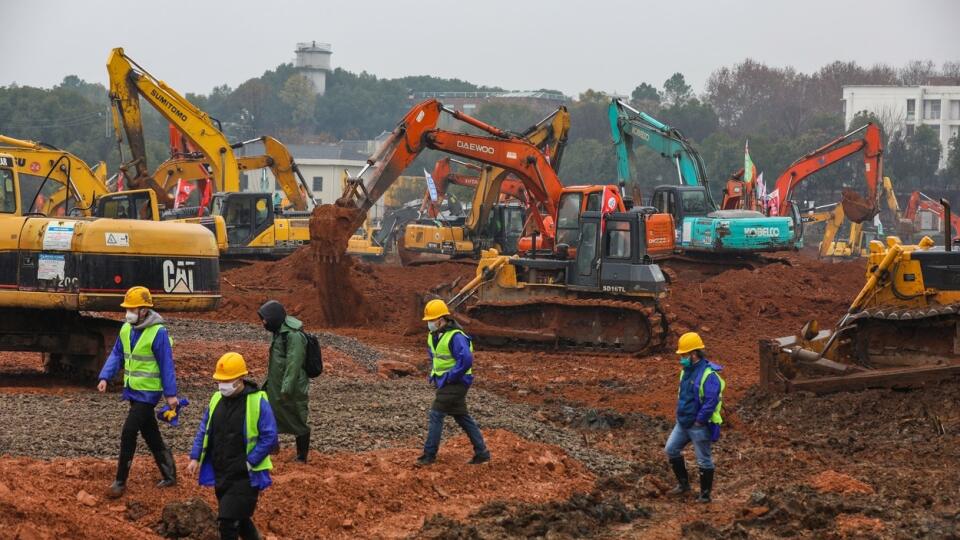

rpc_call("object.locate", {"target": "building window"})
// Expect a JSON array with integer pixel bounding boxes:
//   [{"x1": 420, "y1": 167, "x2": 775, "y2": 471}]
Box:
[
  {"x1": 312, "y1": 176, "x2": 323, "y2": 192},
  {"x1": 841, "y1": 99, "x2": 846, "y2": 118},
  {"x1": 906, "y1": 124, "x2": 915, "y2": 137},
  {"x1": 240, "y1": 174, "x2": 249, "y2": 191},
  {"x1": 906, "y1": 99, "x2": 916, "y2": 121},
  {"x1": 951, "y1": 125, "x2": 959, "y2": 141},
  {"x1": 951, "y1": 100, "x2": 960, "y2": 120},
  {"x1": 923, "y1": 99, "x2": 941, "y2": 120}
]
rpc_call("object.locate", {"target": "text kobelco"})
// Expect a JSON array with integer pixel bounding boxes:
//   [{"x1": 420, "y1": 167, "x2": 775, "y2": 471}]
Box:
[
  {"x1": 150, "y1": 89, "x2": 189, "y2": 123},
  {"x1": 743, "y1": 227, "x2": 781, "y2": 237},
  {"x1": 456, "y1": 141, "x2": 495, "y2": 155}
]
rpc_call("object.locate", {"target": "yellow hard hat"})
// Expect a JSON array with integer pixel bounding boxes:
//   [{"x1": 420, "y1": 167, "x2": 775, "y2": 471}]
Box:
[
  {"x1": 676, "y1": 332, "x2": 705, "y2": 354},
  {"x1": 213, "y1": 352, "x2": 249, "y2": 381},
  {"x1": 422, "y1": 299, "x2": 451, "y2": 321},
  {"x1": 120, "y1": 286, "x2": 154, "y2": 309}
]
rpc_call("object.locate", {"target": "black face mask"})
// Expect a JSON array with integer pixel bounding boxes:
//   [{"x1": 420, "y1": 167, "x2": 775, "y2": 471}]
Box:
[{"x1": 258, "y1": 300, "x2": 286, "y2": 333}]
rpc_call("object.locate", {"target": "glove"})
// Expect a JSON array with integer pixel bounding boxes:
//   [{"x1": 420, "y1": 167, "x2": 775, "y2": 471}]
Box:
[{"x1": 156, "y1": 397, "x2": 190, "y2": 426}]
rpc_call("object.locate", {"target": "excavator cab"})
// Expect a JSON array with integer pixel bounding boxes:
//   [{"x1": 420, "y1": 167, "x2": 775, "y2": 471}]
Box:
[
  {"x1": 96, "y1": 189, "x2": 160, "y2": 221},
  {"x1": 568, "y1": 211, "x2": 666, "y2": 295}
]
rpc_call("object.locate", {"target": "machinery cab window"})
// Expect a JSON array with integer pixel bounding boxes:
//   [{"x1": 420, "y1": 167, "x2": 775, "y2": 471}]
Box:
[
  {"x1": 18, "y1": 172, "x2": 67, "y2": 215},
  {"x1": 557, "y1": 192, "x2": 583, "y2": 247},
  {"x1": 605, "y1": 220, "x2": 632, "y2": 259},
  {"x1": 576, "y1": 222, "x2": 599, "y2": 278},
  {"x1": 0, "y1": 166, "x2": 15, "y2": 214},
  {"x1": 681, "y1": 190, "x2": 709, "y2": 216},
  {"x1": 218, "y1": 194, "x2": 275, "y2": 247},
  {"x1": 585, "y1": 192, "x2": 602, "y2": 212},
  {"x1": 652, "y1": 189, "x2": 677, "y2": 218},
  {"x1": 98, "y1": 191, "x2": 156, "y2": 220}
]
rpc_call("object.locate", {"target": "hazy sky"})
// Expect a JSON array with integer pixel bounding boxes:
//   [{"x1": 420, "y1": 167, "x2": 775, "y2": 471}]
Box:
[{"x1": 3, "y1": 0, "x2": 958, "y2": 97}]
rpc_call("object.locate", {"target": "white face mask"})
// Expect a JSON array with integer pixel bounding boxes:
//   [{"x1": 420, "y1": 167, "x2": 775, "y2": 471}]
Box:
[
  {"x1": 124, "y1": 310, "x2": 139, "y2": 324},
  {"x1": 427, "y1": 320, "x2": 440, "y2": 333},
  {"x1": 219, "y1": 381, "x2": 240, "y2": 397}
]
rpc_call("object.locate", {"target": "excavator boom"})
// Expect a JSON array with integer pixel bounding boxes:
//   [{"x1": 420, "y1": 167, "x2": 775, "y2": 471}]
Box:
[{"x1": 773, "y1": 123, "x2": 883, "y2": 223}]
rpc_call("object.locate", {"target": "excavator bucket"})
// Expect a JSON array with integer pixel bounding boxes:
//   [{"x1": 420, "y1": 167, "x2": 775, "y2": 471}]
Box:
[{"x1": 840, "y1": 188, "x2": 877, "y2": 224}]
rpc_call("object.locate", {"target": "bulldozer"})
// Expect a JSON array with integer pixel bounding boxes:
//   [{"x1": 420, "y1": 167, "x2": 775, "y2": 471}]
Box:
[{"x1": 760, "y1": 200, "x2": 960, "y2": 393}]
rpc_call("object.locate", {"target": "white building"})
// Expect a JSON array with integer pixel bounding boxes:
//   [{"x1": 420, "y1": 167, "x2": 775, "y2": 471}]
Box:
[
  {"x1": 235, "y1": 139, "x2": 389, "y2": 222},
  {"x1": 842, "y1": 85, "x2": 960, "y2": 169}
]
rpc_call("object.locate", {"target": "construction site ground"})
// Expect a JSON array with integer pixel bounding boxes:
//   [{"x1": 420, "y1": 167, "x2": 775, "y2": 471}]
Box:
[{"x1": 1, "y1": 248, "x2": 958, "y2": 539}]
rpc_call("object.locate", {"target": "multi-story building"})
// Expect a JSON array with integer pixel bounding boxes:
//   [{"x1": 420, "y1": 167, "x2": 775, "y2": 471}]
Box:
[{"x1": 842, "y1": 85, "x2": 960, "y2": 169}]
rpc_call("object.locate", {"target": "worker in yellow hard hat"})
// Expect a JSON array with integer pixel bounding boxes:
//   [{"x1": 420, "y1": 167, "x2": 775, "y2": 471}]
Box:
[
  {"x1": 96, "y1": 286, "x2": 181, "y2": 498},
  {"x1": 416, "y1": 299, "x2": 490, "y2": 466},
  {"x1": 188, "y1": 353, "x2": 277, "y2": 540},
  {"x1": 665, "y1": 332, "x2": 726, "y2": 503}
]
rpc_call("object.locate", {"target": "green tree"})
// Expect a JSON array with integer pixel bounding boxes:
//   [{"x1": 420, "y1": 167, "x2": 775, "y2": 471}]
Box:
[
  {"x1": 659, "y1": 98, "x2": 719, "y2": 142},
  {"x1": 279, "y1": 74, "x2": 317, "y2": 129},
  {"x1": 560, "y1": 139, "x2": 617, "y2": 185},
  {"x1": 887, "y1": 126, "x2": 942, "y2": 190},
  {"x1": 630, "y1": 83, "x2": 660, "y2": 106},
  {"x1": 474, "y1": 101, "x2": 541, "y2": 132},
  {"x1": 663, "y1": 73, "x2": 693, "y2": 107},
  {"x1": 945, "y1": 136, "x2": 960, "y2": 184}
]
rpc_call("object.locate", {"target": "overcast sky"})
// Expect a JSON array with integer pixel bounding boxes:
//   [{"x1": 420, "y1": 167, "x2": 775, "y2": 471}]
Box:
[{"x1": 3, "y1": 0, "x2": 958, "y2": 98}]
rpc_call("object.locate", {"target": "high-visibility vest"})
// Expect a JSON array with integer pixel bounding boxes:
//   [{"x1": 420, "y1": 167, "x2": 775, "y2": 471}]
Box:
[
  {"x1": 119, "y1": 323, "x2": 169, "y2": 392},
  {"x1": 428, "y1": 328, "x2": 473, "y2": 378},
  {"x1": 678, "y1": 365, "x2": 725, "y2": 425},
  {"x1": 198, "y1": 390, "x2": 273, "y2": 473}
]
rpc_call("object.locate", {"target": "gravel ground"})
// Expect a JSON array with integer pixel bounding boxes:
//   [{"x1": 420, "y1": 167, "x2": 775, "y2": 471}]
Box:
[{"x1": 164, "y1": 319, "x2": 383, "y2": 372}]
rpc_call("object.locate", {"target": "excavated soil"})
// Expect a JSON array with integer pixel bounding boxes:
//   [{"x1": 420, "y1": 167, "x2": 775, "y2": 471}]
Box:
[{"x1": 4, "y1": 249, "x2": 959, "y2": 538}]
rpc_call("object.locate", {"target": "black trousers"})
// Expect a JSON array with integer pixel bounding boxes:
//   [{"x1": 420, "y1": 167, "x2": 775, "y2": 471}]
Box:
[
  {"x1": 215, "y1": 476, "x2": 260, "y2": 540},
  {"x1": 117, "y1": 400, "x2": 166, "y2": 481}
]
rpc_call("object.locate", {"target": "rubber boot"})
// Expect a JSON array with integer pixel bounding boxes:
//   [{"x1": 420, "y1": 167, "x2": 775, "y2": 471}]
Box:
[
  {"x1": 696, "y1": 468, "x2": 714, "y2": 503},
  {"x1": 668, "y1": 457, "x2": 690, "y2": 495},
  {"x1": 107, "y1": 458, "x2": 131, "y2": 499},
  {"x1": 295, "y1": 433, "x2": 310, "y2": 463},
  {"x1": 154, "y1": 448, "x2": 177, "y2": 488}
]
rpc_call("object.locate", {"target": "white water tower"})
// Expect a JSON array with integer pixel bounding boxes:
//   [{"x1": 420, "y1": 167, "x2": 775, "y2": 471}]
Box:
[{"x1": 294, "y1": 41, "x2": 332, "y2": 95}]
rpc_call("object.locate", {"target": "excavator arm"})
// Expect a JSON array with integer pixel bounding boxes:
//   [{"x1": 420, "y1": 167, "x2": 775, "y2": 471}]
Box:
[
  {"x1": 773, "y1": 123, "x2": 883, "y2": 223},
  {"x1": 336, "y1": 99, "x2": 565, "y2": 235},
  {"x1": 422, "y1": 157, "x2": 481, "y2": 217},
  {"x1": 609, "y1": 99, "x2": 713, "y2": 206},
  {"x1": 107, "y1": 48, "x2": 238, "y2": 206}
]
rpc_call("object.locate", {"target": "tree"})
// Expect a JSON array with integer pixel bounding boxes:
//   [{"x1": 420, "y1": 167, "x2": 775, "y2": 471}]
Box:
[
  {"x1": 659, "y1": 98, "x2": 719, "y2": 142},
  {"x1": 899, "y1": 60, "x2": 937, "y2": 85},
  {"x1": 279, "y1": 74, "x2": 317, "y2": 129},
  {"x1": 887, "y1": 126, "x2": 942, "y2": 190},
  {"x1": 662, "y1": 73, "x2": 692, "y2": 107},
  {"x1": 560, "y1": 139, "x2": 617, "y2": 185},
  {"x1": 577, "y1": 89, "x2": 608, "y2": 104},
  {"x1": 945, "y1": 136, "x2": 960, "y2": 184},
  {"x1": 630, "y1": 83, "x2": 660, "y2": 106},
  {"x1": 474, "y1": 101, "x2": 541, "y2": 132}
]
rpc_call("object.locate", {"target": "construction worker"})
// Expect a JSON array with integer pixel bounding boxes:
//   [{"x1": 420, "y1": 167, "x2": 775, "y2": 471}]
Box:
[
  {"x1": 96, "y1": 286, "x2": 179, "y2": 498},
  {"x1": 665, "y1": 332, "x2": 725, "y2": 503},
  {"x1": 416, "y1": 299, "x2": 490, "y2": 466},
  {"x1": 188, "y1": 353, "x2": 277, "y2": 540},
  {"x1": 257, "y1": 300, "x2": 311, "y2": 462}
]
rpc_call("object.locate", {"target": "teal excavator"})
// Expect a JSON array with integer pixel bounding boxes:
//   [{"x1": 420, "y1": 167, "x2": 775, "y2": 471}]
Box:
[{"x1": 609, "y1": 98, "x2": 797, "y2": 255}]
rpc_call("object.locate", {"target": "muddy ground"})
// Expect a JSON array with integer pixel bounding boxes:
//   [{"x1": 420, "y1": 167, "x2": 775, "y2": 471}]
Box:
[{"x1": 1, "y1": 248, "x2": 958, "y2": 539}]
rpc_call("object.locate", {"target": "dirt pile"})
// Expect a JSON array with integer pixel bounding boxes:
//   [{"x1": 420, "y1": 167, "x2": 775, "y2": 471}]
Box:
[
  {"x1": 157, "y1": 497, "x2": 218, "y2": 539},
  {"x1": 809, "y1": 470, "x2": 874, "y2": 495}
]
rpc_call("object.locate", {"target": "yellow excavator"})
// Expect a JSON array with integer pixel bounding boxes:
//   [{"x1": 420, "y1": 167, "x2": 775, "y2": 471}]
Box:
[
  {"x1": 399, "y1": 106, "x2": 570, "y2": 262},
  {"x1": 107, "y1": 47, "x2": 314, "y2": 259},
  {"x1": 803, "y1": 177, "x2": 910, "y2": 259},
  {"x1": 0, "y1": 146, "x2": 220, "y2": 378}
]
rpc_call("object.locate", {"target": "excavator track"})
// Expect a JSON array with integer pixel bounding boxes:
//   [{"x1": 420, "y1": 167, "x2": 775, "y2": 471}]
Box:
[{"x1": 459, "y1": 296, "x2": 668, "y2": 355}]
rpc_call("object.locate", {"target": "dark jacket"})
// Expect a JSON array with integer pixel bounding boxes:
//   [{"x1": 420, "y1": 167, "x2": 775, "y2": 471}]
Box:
[
  {"x1": 190, "y1": 381, "x2": 277, "y2": 490},
  {"x1": 676, "y1": 358, "x2": 723, "y2": 429},
  {"x1": 264, "y1": 316, "x2": 310, "y2": 435}
]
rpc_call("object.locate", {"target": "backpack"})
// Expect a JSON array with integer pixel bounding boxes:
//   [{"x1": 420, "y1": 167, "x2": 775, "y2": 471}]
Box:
[{"x1": 282, "y1": 330, "x2": 323, "y2": 378}]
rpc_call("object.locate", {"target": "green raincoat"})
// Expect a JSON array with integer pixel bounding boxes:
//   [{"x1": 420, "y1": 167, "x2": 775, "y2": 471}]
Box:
[{"x1": 264, "y1": 316, "x2": 310, "y2": 436}]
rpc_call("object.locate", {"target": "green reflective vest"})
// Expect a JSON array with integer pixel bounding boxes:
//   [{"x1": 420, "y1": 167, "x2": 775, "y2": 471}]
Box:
[
  {"x1": 119, "y1": 323, "x2": 169, "y2": 392},
  {"x1": 199, "y1": 390, "x2": 273, "y2": 472},
  {"x1": 428, "y1": 328, "x2": 473, "y2": 378},
  {"x1": 678, "y1": 366, "x2": 726, "y2": 425}
]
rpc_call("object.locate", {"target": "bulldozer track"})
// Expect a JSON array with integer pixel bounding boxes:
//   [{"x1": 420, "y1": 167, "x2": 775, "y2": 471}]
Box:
[
  {"x1": 463, "y1": 296, "x2": 668, "y2": 356},
  {"x1": 847, "y1": 303, "x2": 960, "y2": 369}
]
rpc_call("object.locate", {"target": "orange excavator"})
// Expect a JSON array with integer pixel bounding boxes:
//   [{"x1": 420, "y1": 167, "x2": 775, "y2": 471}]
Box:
[
  {"x1": 422, "y1": 157, "x2": 528, "y2": 218},
  {"x1": 904, "y1": 191, "x2": 960, "y2": 243},
  {"x1": 765, "y1": 123, "x2": 883, "y2": 234},
  {"x1": 311, "y1": 99, "x2": 673, "y2": 353}
]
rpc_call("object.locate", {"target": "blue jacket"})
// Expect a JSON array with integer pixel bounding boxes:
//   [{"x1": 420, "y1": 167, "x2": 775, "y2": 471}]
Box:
[
  {"x1": 428, "y1": 331, "x2": 474, "y2": 389},
  {"x1": 676, "y1": 359, "x2": 723, "y2": 430},
  {"x1": 98, "y1": 314, "x2": 177, "y2": 404},
  {"x1": 189, "y1": 387, "x2": 278, "y2": 490}
]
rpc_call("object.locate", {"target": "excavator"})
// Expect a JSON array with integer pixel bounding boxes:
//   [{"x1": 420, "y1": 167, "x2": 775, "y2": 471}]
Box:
[
  {"x1": 804, "y1": 177, "x2": 910, "y2": 259},
  {"x1": 107, "y1": 47, "x2": 314, "y2": 259},
  {"x1": 760, "y1": 210, "x2": 960, "y2": 394},
  {"x1": 904, "y1": 191, "x2": 960, "y2": 243},
  {"x1": 310, "y1": 99, "x2": 671, "y2": 353},
  {"x1": 398, "y1": 107, "x2": 573, "y2": 263},
  {"x1": 0, "y1": 148, "x2": 220, "y2": 378},
  {"x1": 609, "y1": 99, "x2": 796, "y2": 256}
]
